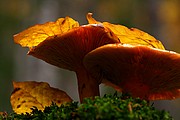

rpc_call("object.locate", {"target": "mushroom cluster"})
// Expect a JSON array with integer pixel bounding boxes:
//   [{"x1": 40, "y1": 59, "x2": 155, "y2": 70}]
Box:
[{"x1": 14, "y1": 13, "x2": 180, "y2": 102}]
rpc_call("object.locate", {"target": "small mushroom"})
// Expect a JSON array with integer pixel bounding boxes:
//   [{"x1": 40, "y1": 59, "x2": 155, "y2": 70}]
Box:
[
  {"x1": 84, "y1": 44, "x2": 180, "y2": 100},
  {"x1": 14, "y1": 20, "x2": 119, "y2": 102}
]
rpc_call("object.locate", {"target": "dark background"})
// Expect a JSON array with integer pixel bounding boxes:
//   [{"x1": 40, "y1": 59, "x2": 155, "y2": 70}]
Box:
[{"x1": 0, "y1": 0, "x2": 180, "y2": 119}]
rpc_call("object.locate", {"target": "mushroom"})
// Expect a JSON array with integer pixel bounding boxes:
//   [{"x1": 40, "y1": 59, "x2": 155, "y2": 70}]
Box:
[
  {"x1": 13, "y1": 13, "x2": 165, "y2": 101},
  {"x1": 13, "y1": 18, "x2": 119, "y2": 102},
  {"x1": 84, "y1": 43, "x2": 180, "y2": 100}
]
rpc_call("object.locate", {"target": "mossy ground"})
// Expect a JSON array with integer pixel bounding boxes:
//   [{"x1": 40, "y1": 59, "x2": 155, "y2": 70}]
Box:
[{"x1": 0, "y1": 93, "x2": 173, "y2": 120}]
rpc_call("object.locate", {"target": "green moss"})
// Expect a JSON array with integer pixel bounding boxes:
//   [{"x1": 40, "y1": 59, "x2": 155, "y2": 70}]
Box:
[{"x1": 0, "y1": 94, "x2": 173, "y2": 120}]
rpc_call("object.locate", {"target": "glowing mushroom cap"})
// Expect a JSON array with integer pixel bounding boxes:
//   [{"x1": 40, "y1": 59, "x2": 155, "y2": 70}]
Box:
[
  {"x1": 27, "y1": 25, "x2": 119, "y2": 71},
  {"x1": 13, "y1": 17, "x2": 119, "y2": 101},
  {"x1": 84, "y1": 44, "x2": 180, "y2": 100}
]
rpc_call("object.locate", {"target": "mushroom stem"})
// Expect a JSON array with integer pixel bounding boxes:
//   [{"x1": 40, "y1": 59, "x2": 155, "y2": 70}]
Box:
[{"x1": 76, "y1": 67, "x2": 100, "y2": 102}]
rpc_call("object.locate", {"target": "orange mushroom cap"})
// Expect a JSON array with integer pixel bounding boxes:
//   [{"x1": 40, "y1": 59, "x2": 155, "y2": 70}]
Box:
[
  {"x1": 28, "y1": 25, "x2": 119, "y2": 71},
  {"x1": 13, "y1": 16, "x2": 119, "y2": 101},
  {"x1": 27, "y1": 25, "x2": 119, "y2": 102},
  {"x1": 84, "y1": 44, "x2": 180, "y2": 100}
]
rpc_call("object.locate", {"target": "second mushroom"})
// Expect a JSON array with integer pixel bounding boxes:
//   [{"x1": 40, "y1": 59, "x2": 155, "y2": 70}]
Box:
[{"x1": 84, "y1": 44, "x2": 180, "y2": 100}]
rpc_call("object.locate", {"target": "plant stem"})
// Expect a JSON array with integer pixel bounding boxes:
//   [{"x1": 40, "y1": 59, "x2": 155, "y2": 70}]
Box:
[{"x1": 76, "y1": 67, "x2": 100, "y2": 102}]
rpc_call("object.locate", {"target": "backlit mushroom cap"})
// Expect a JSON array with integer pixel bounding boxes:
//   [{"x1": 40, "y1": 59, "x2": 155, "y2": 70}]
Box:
[
  {"x1": 28, "y1": 25, "x2": 119, "y2": 71},
  {"x1": 84, "y1": 44, "x2": 180, "y2": 100},
  {"x1": 13, "y1": 16, "x2": 119, "y2": 101},
  {"x1": 27, "y1": 25, "x2": 119, "y2": 102}
]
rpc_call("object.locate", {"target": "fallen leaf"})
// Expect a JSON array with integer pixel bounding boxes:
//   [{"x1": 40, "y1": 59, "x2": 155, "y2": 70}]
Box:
[
  {"x1": 87, "y1": 13, "x2": 165, "y2": 49},
  {"x1": 11, "y1": 81, "x2": 72, "y2": 114}
]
